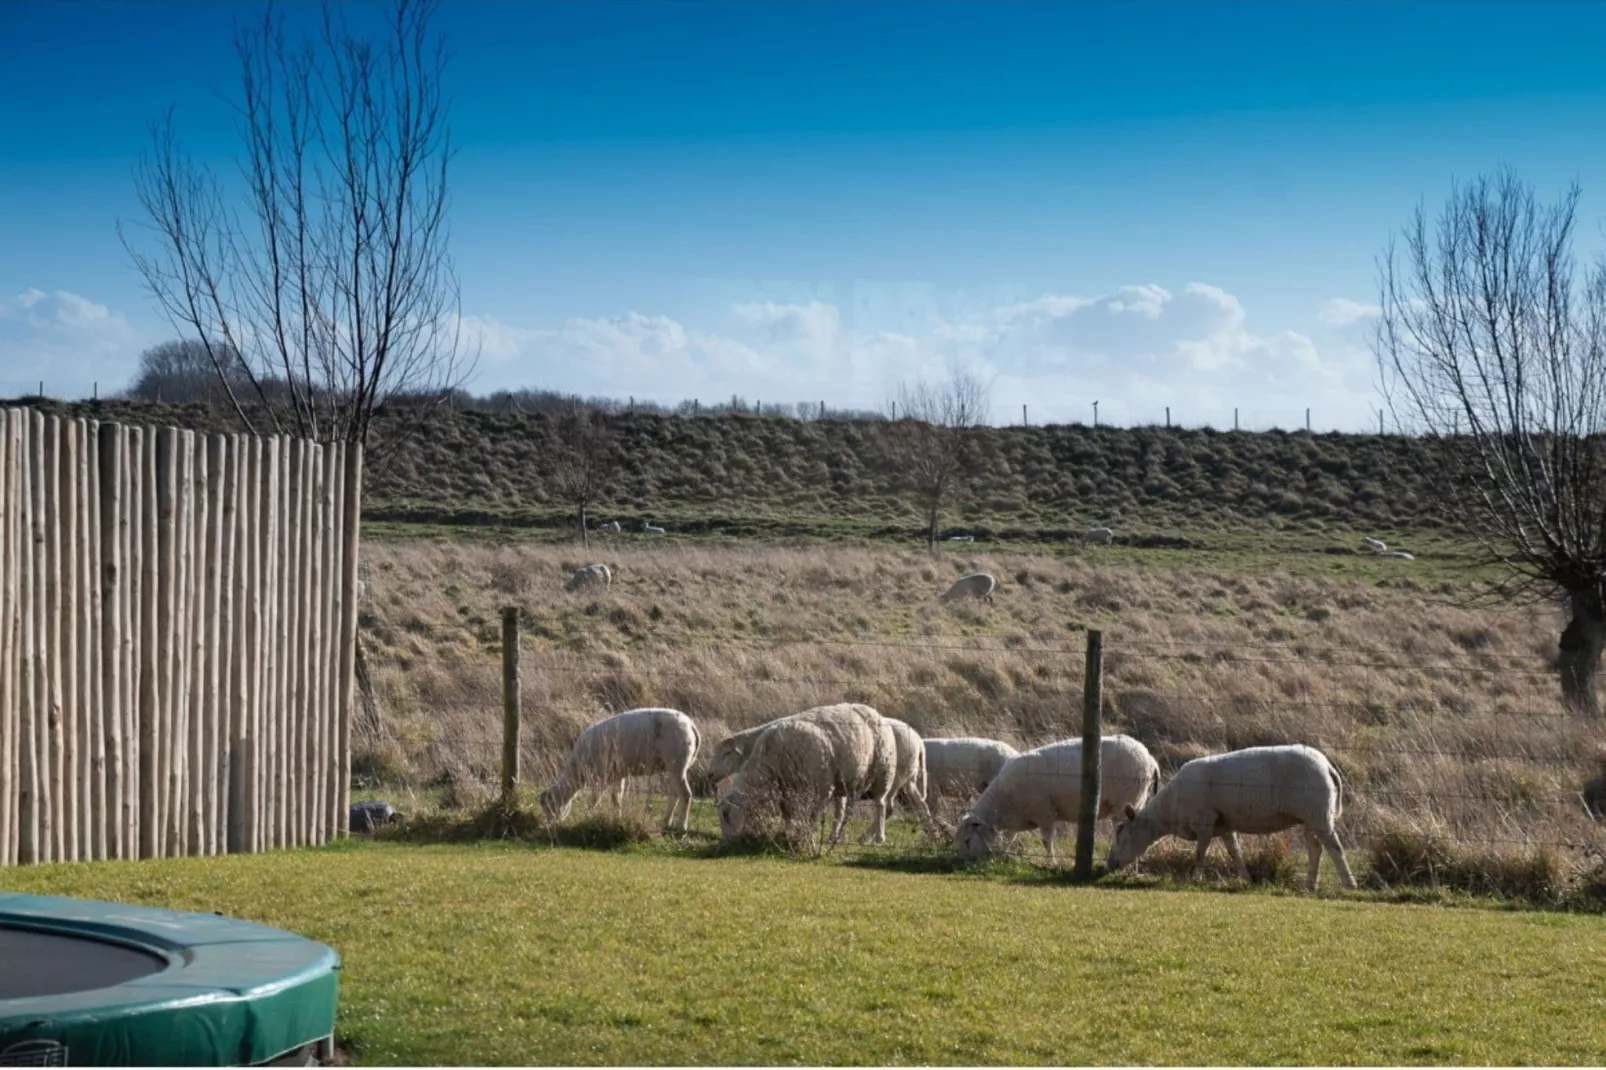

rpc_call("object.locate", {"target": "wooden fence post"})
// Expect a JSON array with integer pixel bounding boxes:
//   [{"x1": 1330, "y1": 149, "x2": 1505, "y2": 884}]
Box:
[
  {"x1": 501, "y1": 606, "x2": 521, "y2": 805},
  {"x1": 1074, "y1": 628, "x2": 1103, "y2": 881}
]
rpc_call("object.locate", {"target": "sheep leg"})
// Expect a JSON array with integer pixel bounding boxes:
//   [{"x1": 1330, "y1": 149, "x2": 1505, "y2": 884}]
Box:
[
  {"x1": 1315, "y1": 826, "x2": 1357, "y2": 890},
  {"x1": 1040, "y1": 825, "x2": 1056, "y2": 863},
  {"x1": 611, "y1": 780, "x2": 626, "y2": 816},
  {"x1": 1222, "y1": 830, "x2": 1249, "y2": 882},
  {"x1": 863, "y1": 799, "x2": 889, "y2": 845},
  {"x1": 672, "y1": 775, "x2": 693, "y2": 831},
  {"x1": 827, "y1": 795, "x2": 851, "y2": 846},
  {"x1": 1189, "y1": 813, "x2": 1218, "y2": 880}
]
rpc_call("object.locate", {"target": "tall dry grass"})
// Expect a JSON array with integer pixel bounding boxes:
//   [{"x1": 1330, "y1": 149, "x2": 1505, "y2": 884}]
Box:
[{"x1": 355, "y1": 539, "x2": 1606, "y2": 882}]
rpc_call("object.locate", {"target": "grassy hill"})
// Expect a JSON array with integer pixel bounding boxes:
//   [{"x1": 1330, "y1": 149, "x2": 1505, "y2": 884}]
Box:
[{"x1": 16, "y1": 398, "x2": 1453, "y2": 544}]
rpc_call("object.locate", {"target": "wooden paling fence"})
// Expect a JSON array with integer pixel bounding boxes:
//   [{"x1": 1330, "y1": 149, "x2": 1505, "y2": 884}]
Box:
[{"x1": 0, "y1": 408, "x2": 363, "y2": 865}]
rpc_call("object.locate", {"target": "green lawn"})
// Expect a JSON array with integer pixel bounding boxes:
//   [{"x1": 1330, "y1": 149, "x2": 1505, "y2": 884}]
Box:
[{"x1": 4, "y1": 840, "x2": 1604, "y2": 1065}]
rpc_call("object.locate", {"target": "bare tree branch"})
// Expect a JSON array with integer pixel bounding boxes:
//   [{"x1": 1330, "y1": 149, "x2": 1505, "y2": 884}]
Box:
[
  {"x1": 119, "y1": 0, "x2": 478, "y2": 464},
  {"x1": 880, "y1": 365, "x2": 991, "y2": 551},
  {"x1": 1375, "y1": 168, "x2": 1606, "y2": 714}
]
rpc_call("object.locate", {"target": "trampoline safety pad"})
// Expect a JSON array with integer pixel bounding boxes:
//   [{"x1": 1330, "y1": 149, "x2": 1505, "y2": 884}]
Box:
[{"x1": 0, "y1": 893, "x2": 339, "y2": 1067}]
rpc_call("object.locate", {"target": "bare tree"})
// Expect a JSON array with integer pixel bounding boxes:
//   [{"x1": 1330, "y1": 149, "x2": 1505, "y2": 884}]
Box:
[
  {"x1": 1376, "y1": 169, "x2": 1606, "y2": 715},
  {"x1": 881, "y1": 366, "x2": 992, "y2": 551},
  {"x1": 126, "y1": 338, "x2": 253, "y2": 405},
  {"x1": 546, "y1": 411, "x2": 616, "y2": 549},
  {"x1": 120, "y1": 0, "x2": 476, "y2": 454}
]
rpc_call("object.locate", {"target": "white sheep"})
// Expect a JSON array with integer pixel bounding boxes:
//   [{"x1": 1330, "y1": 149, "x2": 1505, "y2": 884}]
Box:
[
  {"x1": 923, "y1": 737, "x2": 1021, "y2": 800},
  {"x1": 947, "y1": 534, "x2": 975, "y2": 542},
  {"x1": 1103, "y1": 744, "x2": 1357, "y2": 891},
  {"x1": 717, "y1": 703, "x2": 898, "y2": 847},
  {"x1": 1362, "y1": 536, "x2": 1387, "y2": 553},
  {"x1": 642, "y1": 521, "x2": 666, "y2": 536},
  {"x1": 883, "y1": 716, "x2": 932, "y2": 822},
  {"x1": 1381, "y1": 550, "x2": 1414, "y2": 560},
  {"x1": 707, "y1": 717, "x2": 792, "y2": 783},
  {"x1": 1083, "y1": 526, "x2": 1113, "y2": 545},
  {"x1": 955, "y1": 735, "x2": 1160, "y2": 862},
  {"x1": 539, "y1": 707, "x2": 701, "y2": 831},
  {"x1": 563, "y1": 563, "x2": 612, "y2": 592},
  {"x1": 938, "y1": 572, "x2": 996, "y2": 604},
  {"x1": 600, "y1": 520, "x2": 622, "y2": 534}
]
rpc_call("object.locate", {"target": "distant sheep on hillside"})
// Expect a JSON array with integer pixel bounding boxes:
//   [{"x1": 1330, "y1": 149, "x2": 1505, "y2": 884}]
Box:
[
  {"x1": 1083, "y1": 526, "x2": 1113, "y2": 545},
  {"x1": 564, "y1": 563, "x2": 612, "y2": 592},
  {"x1": 599, "y1": 520, "x2": 622, "y2": 533},
  {"x1": 1362, "y1": 537, "x2": 1387, "y2": 553},
  {"x1": 938, "y1": 572, "x2": 996, "y2": 604},
  {"x1": 642, "y1": 521, "x2": 666, "y2": 536}
]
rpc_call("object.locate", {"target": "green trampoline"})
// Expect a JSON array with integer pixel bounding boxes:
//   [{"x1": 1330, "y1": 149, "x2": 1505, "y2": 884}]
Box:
[{"x1": 0, "y1": 893, "x2": 339, "y2": 1067}]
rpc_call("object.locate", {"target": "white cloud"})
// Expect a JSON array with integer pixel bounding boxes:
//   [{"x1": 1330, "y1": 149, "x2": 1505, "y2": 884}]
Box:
[
  {"x1": 458, "y1": 281, "x2": 1387, "y2": 432},
  {"x1": 1318, "y1": 297, "x2": 1383, "y2": 327},
  {"x1": 0, "y1": 288, "x2": 147, "y2": 398}
]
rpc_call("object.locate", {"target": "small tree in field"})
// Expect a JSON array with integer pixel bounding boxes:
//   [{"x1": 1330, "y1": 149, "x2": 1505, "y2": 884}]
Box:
[
  {"x1": 882, "y1": 366, "x2": 991, "y2": 551},
  {"x1": 121, "y1": 0, "x2": 476, "y2": 455},
  {"x1": 1376, "y1": 169, "x2": 1606, "y2": 715},
  {"x1": 546, "y1": 411, "x2": 616, "y2": 549}
]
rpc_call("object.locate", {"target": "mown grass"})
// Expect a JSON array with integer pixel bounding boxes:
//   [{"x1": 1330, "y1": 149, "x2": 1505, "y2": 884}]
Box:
[{"x1": 4, "y1": 840, "x2": 1605, "y2": 1065}]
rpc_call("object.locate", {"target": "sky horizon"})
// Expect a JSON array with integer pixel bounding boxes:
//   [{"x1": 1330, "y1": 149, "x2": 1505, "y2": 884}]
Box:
[{"x1": 5, "y1": 0, "x2": 1606, "y2": 432}]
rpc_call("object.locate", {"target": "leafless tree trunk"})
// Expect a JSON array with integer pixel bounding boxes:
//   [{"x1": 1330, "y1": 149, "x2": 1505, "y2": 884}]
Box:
[
  {"x1": 881, "y1": 366, "x2": 991, "y2": 551},
  {"x1": 1375, "y1": 168, "x2": 1606, "y2": 715},
  {"x1": 547, "y1": 412, "x2": 615, "y2": 550},
  {"x1": 120, "y1": 0, "x2": 476, "y2": 459}
]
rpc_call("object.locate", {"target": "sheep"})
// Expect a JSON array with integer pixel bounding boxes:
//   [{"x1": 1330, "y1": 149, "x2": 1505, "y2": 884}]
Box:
[
  {"x1": 1083, "y1": 526, "x2": 1113, "y2": 545},
  {"x1": 882, "y1": 716, "x2": 932, "y2": 823},
  {"x1": 717, "y1": 703, "x2": 898, "y2": 847},
  {"x1": 923, "y1": 737, "x2": 1020, "y2": 800},
  {"x1": 642, "y1": 521, "x2": 666, "y2": 536},
  {"x1": 539, "y1": 707, "x2": 701, "y2": 831},
  {"x1": 1362, "y1": 536, "x2": 1387, "y2": 553},
  {"x1": 1103, "y1": 744, "x2": 1357, "y2": 891},
  {"x1": 707, "y1": 716, "x2": 793, "y2": 783},
  {"x1": 1380, "y1": 550, "x2": 1414, "y2": 560},
  {"x1": 600, "y1": 520, "x2": 622, "y2": 534},
  {"x1": 946, "y1": 534, "x2": 975, "y2": 542},
  {"x1": 955, "y1": 735, "x2": 1161, "y2": 862},
  {"x1": 938, "y1": 572, "x2": 996, "y2": 604},
  {"x1": 563, "y1": 563, "x2": 612, "y2": 592}
]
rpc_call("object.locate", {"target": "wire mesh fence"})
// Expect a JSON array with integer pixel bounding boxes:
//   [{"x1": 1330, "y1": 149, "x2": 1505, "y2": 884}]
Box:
[{"x1": 355, "y1": 622, "x2": 1606, "y2": 901}]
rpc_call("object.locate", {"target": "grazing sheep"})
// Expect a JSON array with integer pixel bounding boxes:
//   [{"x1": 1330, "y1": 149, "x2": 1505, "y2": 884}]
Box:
[
  {"x1": 947, "y1": 534, "x2": 975, "y2": 542},
  {"x1": 882, "y1": 717, "x2": 932, "y2": 821},
  {"x1": 955, "y1": 735, "x2": 1160, "y2": 862},
  {"x1": 718, "y1": 703, "x2": 898, "y2": 847},
  {"x1": 939, "y1": 572, "x2": 996, "y2": 604},
  {"x1": 539, "y1": 707, "x2": 701, "y2": 831},
  {"x1": 924, "y1": 737, "x2": 1021, "y2": 800},
  {"x1": 1103, "y1": 744, "x2": 1357, "y2": 891},
  {"x1": 1380, "y1": 550, "x2": 1414, "y2": 560},
  {"x1": 600, "y1": 520, "x2": 622, "y2": 534},
  {"x1": 563, "y1": 563, "x2": 612, "y2": 592},
  {"x1": 1362, "y1": 536, "x2": 1387, "y2": 553},
  {"x1": 642, "y1": 521, "x2": 666, "y2": 536},
  {"x1": 1083, "y1": 526, "x2": 1114, "y2": 545},
  {"x1": 707, "y1": 717, "x2": 793, "y2": 783}
]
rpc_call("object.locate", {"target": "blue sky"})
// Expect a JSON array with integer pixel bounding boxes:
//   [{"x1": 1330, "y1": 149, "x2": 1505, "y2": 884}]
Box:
[{"x1": 5, "y1": 0, "x2": 1606, "y2": 430}]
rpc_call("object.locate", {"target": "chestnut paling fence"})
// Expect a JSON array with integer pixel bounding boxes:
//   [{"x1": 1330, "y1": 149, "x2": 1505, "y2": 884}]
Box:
[{"x1": 0, "y1": 408, "x2": 363, "y2": 866}]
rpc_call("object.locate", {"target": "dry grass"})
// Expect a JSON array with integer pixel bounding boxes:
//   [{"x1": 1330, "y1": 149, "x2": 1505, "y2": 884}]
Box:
[{"x1": 354, "y1": 538, "x2": 1606, "y2": 897}]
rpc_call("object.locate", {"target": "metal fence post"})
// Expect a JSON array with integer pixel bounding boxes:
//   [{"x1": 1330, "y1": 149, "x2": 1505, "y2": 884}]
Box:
[
  {"x1": 1074, "y1": 628, "x2": 1103, "y2": 880},
  {"x1": 501, "y1": 607, "x2": 521, "y2": 805}
]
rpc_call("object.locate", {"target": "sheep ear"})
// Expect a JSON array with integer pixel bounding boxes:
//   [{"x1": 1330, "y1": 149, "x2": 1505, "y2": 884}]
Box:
[{"x1": 1123, "y1": 804, "x2": 1136, "y2": 820}]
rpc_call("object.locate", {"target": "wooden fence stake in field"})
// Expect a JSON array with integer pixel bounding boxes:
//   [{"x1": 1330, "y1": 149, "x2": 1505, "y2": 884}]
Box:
[
  {"x1": 501, "y1": 606, "x2": 521, "y2": 805},
  {"x1": 1074, "y1": 628, "x2": 1103, "y2": 881}
]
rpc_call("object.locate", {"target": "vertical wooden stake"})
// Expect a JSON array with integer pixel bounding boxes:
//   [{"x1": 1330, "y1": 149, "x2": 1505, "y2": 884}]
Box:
[
  {"x1": 501, "y1": 606, "x2": 521, "y2": 805},
  {"x1": 1074, "y1": 628, "x2": 1103, "y2": 881}
]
